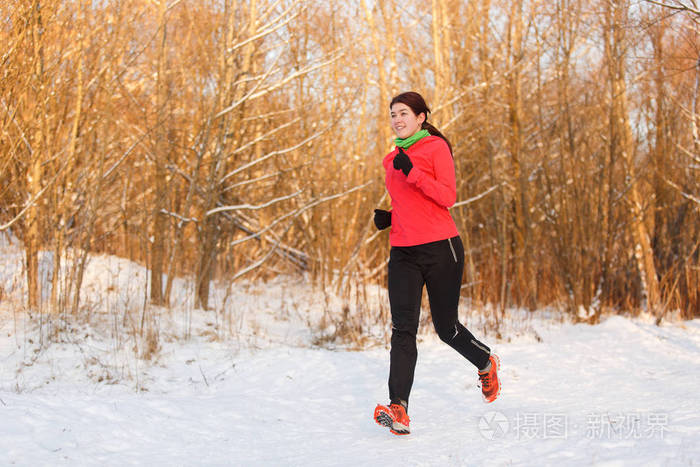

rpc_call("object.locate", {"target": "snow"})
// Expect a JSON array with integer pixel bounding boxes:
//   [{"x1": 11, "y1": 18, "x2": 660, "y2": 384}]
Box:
[{"x1": 1, "y1": 241, "x2": 699, "y2": 466}]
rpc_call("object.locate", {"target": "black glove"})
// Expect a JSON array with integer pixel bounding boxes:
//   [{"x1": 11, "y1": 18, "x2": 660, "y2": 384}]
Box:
[
  {"x1": 373, "y1": 209, "x2": 391, "y2": 230},
  {"x1": 393, "y1": 147, "x2": 413, "y2": 176}
]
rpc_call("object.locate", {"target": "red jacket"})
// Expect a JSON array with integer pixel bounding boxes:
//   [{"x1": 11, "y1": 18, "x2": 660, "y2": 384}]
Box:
[{"x1": 383, "y1": 135, "x2": 459, "y2": 247}]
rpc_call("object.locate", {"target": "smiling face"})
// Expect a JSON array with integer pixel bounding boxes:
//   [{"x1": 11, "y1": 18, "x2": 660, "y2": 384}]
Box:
[{"x1": 390, "y1": 102, "x2": 425, "y2": 140}]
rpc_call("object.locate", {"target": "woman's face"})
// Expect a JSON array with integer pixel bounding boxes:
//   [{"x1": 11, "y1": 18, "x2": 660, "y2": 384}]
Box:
[{"x1": 390, "y1": 103, "x2": 425, "y2": 140}]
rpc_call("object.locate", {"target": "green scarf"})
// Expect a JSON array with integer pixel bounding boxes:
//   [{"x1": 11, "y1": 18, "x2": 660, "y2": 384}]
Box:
[{"x1": 394, "y1": 129, "x2": 430, "y2": 149}]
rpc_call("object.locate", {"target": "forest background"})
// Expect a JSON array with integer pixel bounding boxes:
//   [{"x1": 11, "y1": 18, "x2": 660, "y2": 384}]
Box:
[{"x1": 1, "y1": 0, "x2": 698, "y2": 347}]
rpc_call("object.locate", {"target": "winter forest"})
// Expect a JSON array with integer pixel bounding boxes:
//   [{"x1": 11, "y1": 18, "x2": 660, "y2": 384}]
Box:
[
  {"x1": 1, "y1": 0, "x2": 700, "y2": 464},
  {"x1": 4, "y1": 0, "x2": 699, "y2": 326}
]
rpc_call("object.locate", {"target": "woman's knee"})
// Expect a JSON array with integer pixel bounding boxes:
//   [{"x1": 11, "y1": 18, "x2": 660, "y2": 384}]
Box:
[{"x1": 435, "y1": 321, "x2": 458, "y2": 343}]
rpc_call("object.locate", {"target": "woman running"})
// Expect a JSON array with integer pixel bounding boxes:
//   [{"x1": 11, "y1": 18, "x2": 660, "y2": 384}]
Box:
[{"x1": 373, "y1": 91, "x2": 500, "y2": 436}]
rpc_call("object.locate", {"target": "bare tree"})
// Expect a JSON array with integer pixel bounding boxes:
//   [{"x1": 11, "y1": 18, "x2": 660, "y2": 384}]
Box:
[{"x1": 603, "y1": 0, "x2": 662, "y2": 316}]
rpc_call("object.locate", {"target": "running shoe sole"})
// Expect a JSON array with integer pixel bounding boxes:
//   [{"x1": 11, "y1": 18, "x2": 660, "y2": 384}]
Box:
[{"x1": 374, "y1": 407, "x2": 410, "y2": 435}]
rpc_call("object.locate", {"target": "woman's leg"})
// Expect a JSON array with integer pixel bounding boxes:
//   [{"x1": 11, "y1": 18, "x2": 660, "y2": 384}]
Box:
[
  {"x1": 424, "y1": 236, "x2": 491, "y2": 370},
  {"x1": 387, "y1": 246, "x2": 424, "y2": 407}
]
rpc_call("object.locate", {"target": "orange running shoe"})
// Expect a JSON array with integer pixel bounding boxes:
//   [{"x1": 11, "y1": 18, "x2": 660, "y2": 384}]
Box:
[
  {"x1": 478, "y1": 354, "x2": 501, "y2": 403},
  {"x1": 374, "y1": 403, "x2": 410, "y2": 435}
]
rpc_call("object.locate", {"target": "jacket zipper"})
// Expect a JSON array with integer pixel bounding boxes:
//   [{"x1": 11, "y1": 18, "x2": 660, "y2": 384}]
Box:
[{"x1": 447, "y1": 237, "x2": 458, "y2": 262}]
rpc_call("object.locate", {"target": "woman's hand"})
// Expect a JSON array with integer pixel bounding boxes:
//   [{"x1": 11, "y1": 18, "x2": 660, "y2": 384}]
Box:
[
  {"x1": 373, "y1": 209, "x2": 391, "y2": 230},
  {"x1": 393, "y1": 148, "x2": 413, "y2": 176}
]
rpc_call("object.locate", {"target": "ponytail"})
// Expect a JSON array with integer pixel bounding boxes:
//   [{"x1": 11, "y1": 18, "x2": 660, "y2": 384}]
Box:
[{"x1": 422, "y1": 121, "x2": 453, "y2": 157}]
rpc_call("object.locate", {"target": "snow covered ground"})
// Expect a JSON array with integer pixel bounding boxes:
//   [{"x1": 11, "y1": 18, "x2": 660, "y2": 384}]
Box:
[{"x1": 1, "y1": 241, "x2": 699, "y2": 466}]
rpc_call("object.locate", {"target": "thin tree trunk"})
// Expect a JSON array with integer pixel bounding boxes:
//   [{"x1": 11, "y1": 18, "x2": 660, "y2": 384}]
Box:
[
  {"x1": 605, "y1": 0, "x2": 661, "y2": 316},
  {"x1": 150, "y1": 1, "x2": 170, "y2": 306},
  {"x1": 506, "y1": 0, "x2": 532, "y2": 308},
  {"x1": 362, "y1": 0, "x2": 391, "y2": 151},
  {"x1": 26, "y1": 1, "x2": 46, "y2": 311},
  {"x1": 431, "y1": 0, "x2": 453, "y2": 123}
]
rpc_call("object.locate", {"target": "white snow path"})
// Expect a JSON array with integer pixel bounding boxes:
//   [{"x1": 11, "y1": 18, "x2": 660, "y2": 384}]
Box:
[{"x1": 1, "y1": 316, "x2": 699, "y2": 466}]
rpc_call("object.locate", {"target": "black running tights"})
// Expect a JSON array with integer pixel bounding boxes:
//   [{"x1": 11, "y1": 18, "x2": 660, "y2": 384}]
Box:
[{"x1": 387, "y1": 236, "x2": 491, "y2": 407}]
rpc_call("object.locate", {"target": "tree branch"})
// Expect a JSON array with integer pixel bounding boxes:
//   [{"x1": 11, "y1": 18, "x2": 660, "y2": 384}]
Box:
[
  {"x1": 0, "y1": 156, "x2": 72, "y2": 232},
  {"x1": 452, "y1": 183, "x2": 504, "y2": 208},
  {"x1": 642, "y1": 0, "x2": 700, "y2": 15},
  {"x1": 205, "y1": 190, "x2": 304, "y2": 217}
]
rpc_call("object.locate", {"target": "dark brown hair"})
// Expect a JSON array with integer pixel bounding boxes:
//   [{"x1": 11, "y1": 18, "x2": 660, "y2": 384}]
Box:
[{"x1": 390, "y1": 91, "x2": 453, "y2": 155}]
